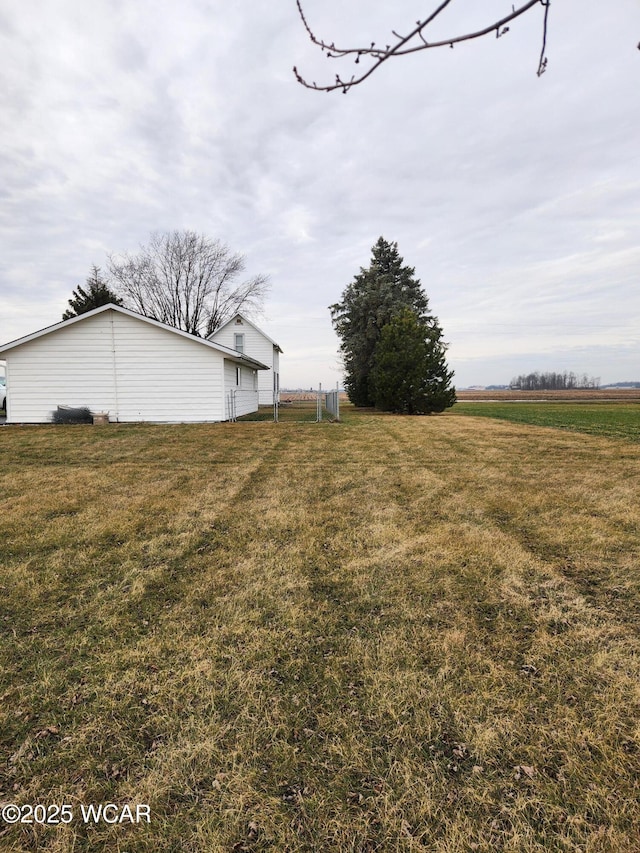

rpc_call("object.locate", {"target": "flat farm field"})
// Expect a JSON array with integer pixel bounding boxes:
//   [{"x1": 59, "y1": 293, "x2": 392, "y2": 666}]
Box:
[
  {"x1": 1, "y1": 407, "x2": 639, "y2": 852},
  {"x1": 455, "y1": 390, "x2": 640, "y2": 442}
]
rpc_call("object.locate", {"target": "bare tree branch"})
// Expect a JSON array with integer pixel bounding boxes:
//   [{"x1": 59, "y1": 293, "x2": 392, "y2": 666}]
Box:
[
  {"x1": 108, "y1": 231, "x2": 270, "y2": 337},
  {"x1": 537, "y1": 0, "x2": 551, "y2": 76},
  {"x1": 293, "y1": 0, "x2": 550, "y2": 93}
]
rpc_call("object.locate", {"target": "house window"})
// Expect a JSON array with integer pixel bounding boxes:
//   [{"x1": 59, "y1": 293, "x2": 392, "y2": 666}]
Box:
[
  {"x1": 253, "y1": 370, "x2": 258, "y2": 390},
  {"x1": 236, "y1": 366, "x2": 241, "y2": 387},
  {"x1": 234, "y1": 333, "x2": 244, "y2": 353}
]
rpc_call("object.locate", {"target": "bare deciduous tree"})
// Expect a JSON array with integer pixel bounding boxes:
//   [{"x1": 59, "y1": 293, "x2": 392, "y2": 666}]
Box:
[
  {"x1": 108, "y1": 231, "x2": 270, "y2": 337},
  {"x1": 294, "y1": 0, "x2": 552, "y2": 93}
]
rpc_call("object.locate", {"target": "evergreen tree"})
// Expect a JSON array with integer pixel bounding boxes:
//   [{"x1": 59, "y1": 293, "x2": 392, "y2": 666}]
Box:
[
  {"x1": 330, "y1": 237, "x2": 432, "y2": 406},
  {"x1": 62, "y1": 266, "x2": 123, "y2": 320},
  {"x1": 371, "y1": 308, "x2": 456, "y2": 414}
]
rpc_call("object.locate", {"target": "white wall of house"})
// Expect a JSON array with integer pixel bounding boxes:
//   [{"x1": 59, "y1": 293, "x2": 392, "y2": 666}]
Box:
[
  {"x1": 210, "y1": 316, "x2": 280, "y2": 405},
  {"x1": 223, "y1": 361, "x2": 259, "y2": 419},
  {"x1": 3, "y1": 310, "x2": 233, "y2": 423},
  {"x1": 272, "y1": 348, "x2": 280, "y2": 402},
  {"x1": 6, "y1": 311, "x2": 118, "y2": 423},
  {"x1": 109, "y1": 311, "x2": 226, "y2": 422}
]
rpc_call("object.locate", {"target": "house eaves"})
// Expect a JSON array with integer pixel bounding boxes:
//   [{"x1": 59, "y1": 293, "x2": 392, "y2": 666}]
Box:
[
  {"x1": 207, "y1": 313, "x2": 283, "y2": 353},
  {"x1": 0, "y1": 303, "x2": 269, "y2": 370}
]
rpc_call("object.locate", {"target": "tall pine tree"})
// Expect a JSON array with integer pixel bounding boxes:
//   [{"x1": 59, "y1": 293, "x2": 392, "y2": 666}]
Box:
[
  {"x1": 330, "y1": 237, "x2": 454, "y2": 411},
  {"x1": 62, "y1": 266, "x2": 123, "y2": 320}
]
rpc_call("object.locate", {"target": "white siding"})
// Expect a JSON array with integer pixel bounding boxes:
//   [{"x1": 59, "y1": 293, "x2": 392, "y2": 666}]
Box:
[
  {"x1": 3, "y1": 310, "x2": 228, "y2": 423},
  {"x1": 5, "y1": 312, "x2": 118, "y2": 423},
  {"x1": 223, "y1": 360, "x2": 259, "y2": 419},
  {"x1": 272, "y1": 348, "x2": 280, "y2": 405},
  {"x1": 210, "y1": 317, "x2": 279, "y2": 405},
  {"x1": 110, "y1": 312, "x2": 224, "y2": 422}
]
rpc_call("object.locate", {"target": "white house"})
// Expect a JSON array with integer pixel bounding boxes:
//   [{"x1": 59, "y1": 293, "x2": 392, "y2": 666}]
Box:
[
  {"x1": 207, "y1": 314, "x2": 281, "y2": 406},
  {"x1": 0, "y1": 304, "x2": 269, "y2": 423}
]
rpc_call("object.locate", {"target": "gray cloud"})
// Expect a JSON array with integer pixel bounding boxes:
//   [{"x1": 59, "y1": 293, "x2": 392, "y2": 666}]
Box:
[{"x1": 1, "y1": 0, "x2": 638, "y2": 387}]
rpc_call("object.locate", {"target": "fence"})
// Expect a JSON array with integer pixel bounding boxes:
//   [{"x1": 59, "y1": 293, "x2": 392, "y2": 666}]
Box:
[
  {"x1": 324, "y1": 389, "x2": 340, "y2": 420},
  {"x1": 236, "y1": 385, "x2": 341, "y2": 423},
  {"x1": 228, "y1": 390, "x2": 262, "y2": 421},
  {"x1": 227, "y1": 391, "x2": 237, "y2": 422}
]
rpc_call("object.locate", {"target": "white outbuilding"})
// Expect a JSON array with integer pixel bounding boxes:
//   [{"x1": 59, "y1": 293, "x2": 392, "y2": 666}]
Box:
[
  {"x1": 207, "y1": 313, "x2": 282, "y2": 406},
  {"x1": 0, "y1": 304, "x2": 269, "y2": 423}
]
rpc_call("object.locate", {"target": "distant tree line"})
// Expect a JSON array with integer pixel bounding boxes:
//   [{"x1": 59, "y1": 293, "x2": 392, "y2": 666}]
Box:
[
  {"x1": 510, "y1": 371, "x2": 600, "y2": 391},
  {"x1": 605, "y1": 382, "x2": 640, "y2": 388}
]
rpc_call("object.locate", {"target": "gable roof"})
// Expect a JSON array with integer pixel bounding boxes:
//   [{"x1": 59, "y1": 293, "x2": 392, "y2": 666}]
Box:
[
  {"x1": 208, "y1": 313, "x2": 283, "y2": 352},
  {"x1": 0, "y1": 304, "x2": 270, "y2": 370}
]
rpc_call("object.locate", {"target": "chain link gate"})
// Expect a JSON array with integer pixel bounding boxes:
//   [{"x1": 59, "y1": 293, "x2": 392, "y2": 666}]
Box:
[{"x1": 237, "y1": 385, "x2": 335, "y2": 423}]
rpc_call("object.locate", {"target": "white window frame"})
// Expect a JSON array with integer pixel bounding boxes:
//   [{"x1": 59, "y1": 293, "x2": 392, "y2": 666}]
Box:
[{"x1": 234, "y1": 333, "x2": 244, "y2": 353}]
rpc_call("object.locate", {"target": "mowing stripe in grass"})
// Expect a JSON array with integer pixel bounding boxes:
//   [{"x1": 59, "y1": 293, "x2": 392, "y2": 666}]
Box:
[{"x1": 1, "y1": 412, "x2": 639, "y2": 851}]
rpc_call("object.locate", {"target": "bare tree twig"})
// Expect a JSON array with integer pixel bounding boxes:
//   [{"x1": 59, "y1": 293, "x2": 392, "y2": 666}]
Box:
[
  {"x1": 536, "y1": 0, "x2": 551, "y2": 76},
  {"x1": 293, "y1": 0, "x2": 550, "y2": 93}
]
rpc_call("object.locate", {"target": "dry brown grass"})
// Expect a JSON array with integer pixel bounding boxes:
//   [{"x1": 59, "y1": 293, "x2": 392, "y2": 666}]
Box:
[{"x1": 1, "y1": 409, "x2": 639, "y2": 851}]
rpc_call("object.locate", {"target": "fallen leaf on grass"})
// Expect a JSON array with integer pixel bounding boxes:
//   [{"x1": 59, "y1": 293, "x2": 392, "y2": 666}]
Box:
[
  {"x1": 514, "y1": 764, "x2": 536, "y2": 780},
  {"x1": 9, "y1": 740, "x2": 33, "y2": 763},
  {"x1": 35, "y1": 725, "x2": 60, "y2": 739},
  {"x1": 401, "y1": 820, "x2": 414, "y2": 837}
]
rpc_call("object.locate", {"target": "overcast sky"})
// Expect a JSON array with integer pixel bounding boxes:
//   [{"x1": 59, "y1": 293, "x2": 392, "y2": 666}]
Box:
[{"x1": 1, "y1": 0, "x2": 638, "y2": 388}]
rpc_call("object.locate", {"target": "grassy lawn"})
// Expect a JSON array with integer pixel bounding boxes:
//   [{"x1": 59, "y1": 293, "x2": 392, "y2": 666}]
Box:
[
  {"x1": 1, "y1": 408, "x2": 639, "y2": 851},
  {"x1": 454, "y1": 401, "x2": 640, "y2": 442}
]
